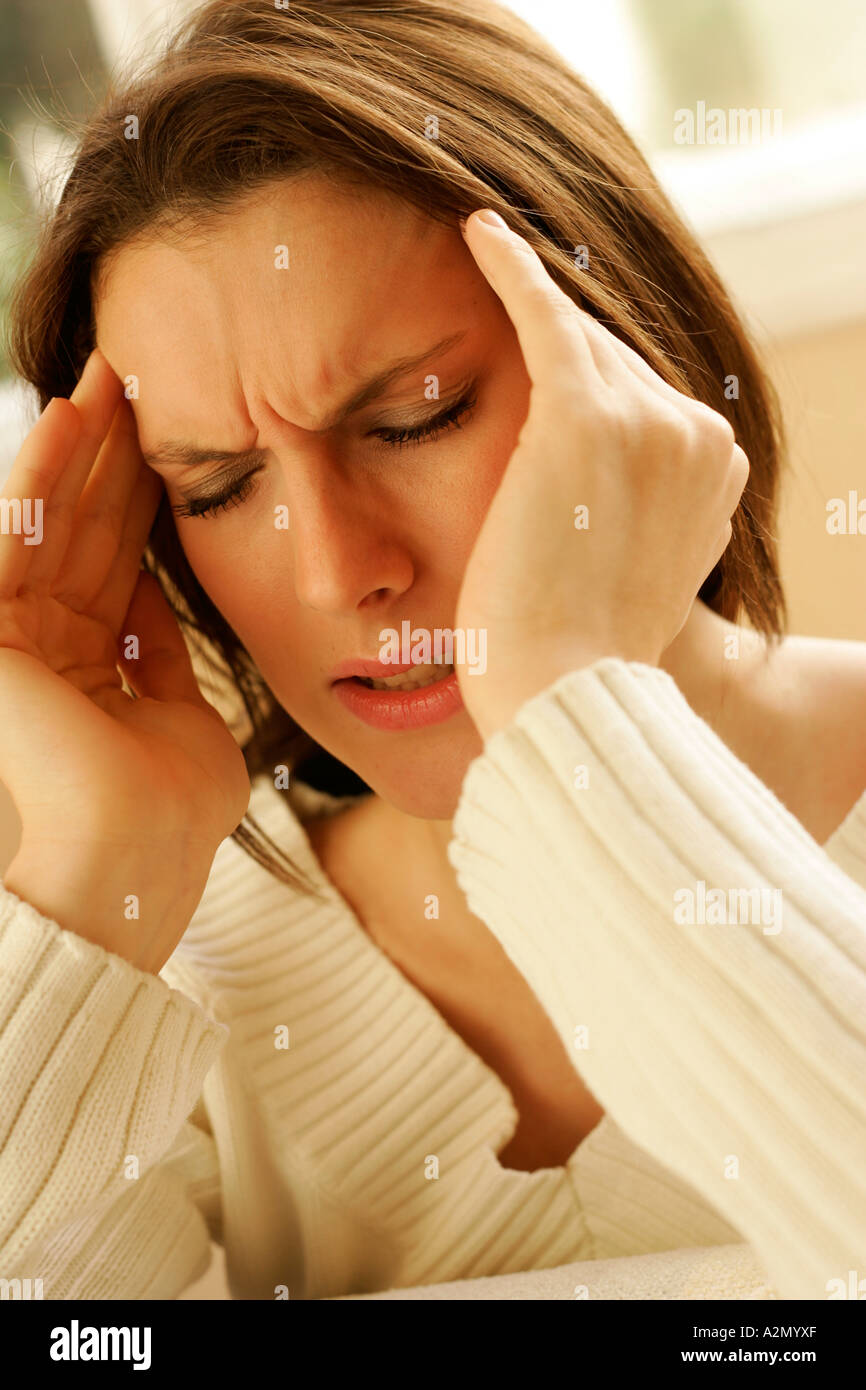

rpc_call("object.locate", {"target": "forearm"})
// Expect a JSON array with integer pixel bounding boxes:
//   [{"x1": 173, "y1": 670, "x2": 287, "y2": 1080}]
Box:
[{"x1": 448, "y1": 658, "x2": 866, "y2": 1300}]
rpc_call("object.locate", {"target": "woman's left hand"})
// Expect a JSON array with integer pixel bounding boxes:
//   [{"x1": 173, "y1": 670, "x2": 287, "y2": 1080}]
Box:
[{"x1": 454, "y1": 209, "x2": 750, "y2": 741}]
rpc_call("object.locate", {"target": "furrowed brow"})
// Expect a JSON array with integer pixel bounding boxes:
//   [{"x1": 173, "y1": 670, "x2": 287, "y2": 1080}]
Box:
[{"x1": 143, "y1": 329, "x2": 468, "y2": 472}]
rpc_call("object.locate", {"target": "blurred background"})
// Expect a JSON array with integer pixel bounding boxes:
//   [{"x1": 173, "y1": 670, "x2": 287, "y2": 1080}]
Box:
[{"x1": 0, "y1": 0, "x2": 865, "y2": 1292}]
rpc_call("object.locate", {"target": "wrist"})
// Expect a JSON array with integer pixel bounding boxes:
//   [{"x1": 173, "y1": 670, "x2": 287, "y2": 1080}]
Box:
[
  {"x1": 460, "y1": 643, "x2": 659, "y2": 740},
  {"x1": 3, "y1": 830, "x2": 215, "y2": 974}
]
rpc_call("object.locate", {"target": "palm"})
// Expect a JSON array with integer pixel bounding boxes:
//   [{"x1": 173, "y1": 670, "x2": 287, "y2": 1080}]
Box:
[
  {"x1": 3, "y1": 589, "x2": 127, "y2": 703},
  {"x1": 0, "y1": 588, "x2": 246, "y2": 843},
  {"x1": 0, "y1": 358, "x2": 250, "y2": 848}
]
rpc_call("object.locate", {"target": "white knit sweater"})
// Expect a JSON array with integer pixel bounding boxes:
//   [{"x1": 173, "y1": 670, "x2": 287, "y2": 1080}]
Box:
[{"x1": 1, "y1": 659, "x2": 864, "y2": 1300}]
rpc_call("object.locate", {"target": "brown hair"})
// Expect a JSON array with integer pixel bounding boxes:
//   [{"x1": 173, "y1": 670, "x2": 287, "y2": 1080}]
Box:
[{"x1": 6, "y1": 0, "x2": 788, "y2": 891}]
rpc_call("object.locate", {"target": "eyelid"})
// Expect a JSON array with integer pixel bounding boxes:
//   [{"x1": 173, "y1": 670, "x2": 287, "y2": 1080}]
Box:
[
  {"x1": 170, "y1": 464, "x2": 264, "y2": 518},
  {"x1": 171, "y1": 380, "x2": 478, "y2": 518},
  {"x1": 177, "y1": 459, "x2": 254, "y2": 493},
  {"x1": 363, "y1": 374, "x2": 470, "y2": 424},
  {"x1": 366, "y1": 375, "x2": 475, "y2": 422},
  {"x1": 375, "y1": 395, "x2": 475, "y2": 449},
  {"x1": 174, "y1": 383, "x2": 472, "y2": 483}
]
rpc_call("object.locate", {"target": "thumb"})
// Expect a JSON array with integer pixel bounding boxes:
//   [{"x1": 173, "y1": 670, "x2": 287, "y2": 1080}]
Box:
[{"x1": 118, "y1": 569, "x2": 207, "y2": 707}]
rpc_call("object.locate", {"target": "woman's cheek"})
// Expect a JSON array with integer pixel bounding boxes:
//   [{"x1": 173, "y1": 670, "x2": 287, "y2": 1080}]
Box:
[
  {"x1": 453, "y1": 433, "x2": 515, "y2": 549},
  {"x1": 175, "y1": 513, "x2": 285, "y2": 638}
]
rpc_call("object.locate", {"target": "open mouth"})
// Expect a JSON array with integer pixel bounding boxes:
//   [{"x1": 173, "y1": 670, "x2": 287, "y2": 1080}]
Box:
[
  {"x1": 332, "y1": 660, "x2": 463, "y2": 729},
  {"x1": 354, "y1": 662, "x2": 455, "y2": 692}
]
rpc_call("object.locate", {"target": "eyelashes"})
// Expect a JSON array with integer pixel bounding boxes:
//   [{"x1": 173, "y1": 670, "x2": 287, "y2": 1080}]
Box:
[
  {"x1": 172, "y1": 470, "x2": 261, "y2": 521},
  {"x1": 171, "y1": 386, "x2": 478, "y2": 520},
  {"x1": 370, "y1": 388, "x2": 477, "y2": 448}
]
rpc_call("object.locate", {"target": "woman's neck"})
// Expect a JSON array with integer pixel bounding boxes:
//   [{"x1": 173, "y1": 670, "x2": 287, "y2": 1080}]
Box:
[{"x1": 659, "y1": 597, "x2": 768, "y2": 719}]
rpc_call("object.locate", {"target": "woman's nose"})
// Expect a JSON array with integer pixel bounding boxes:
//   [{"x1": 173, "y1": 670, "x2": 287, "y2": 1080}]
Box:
[{"x1": 285, "y1": 468, "x2": 415, "y2": 615}]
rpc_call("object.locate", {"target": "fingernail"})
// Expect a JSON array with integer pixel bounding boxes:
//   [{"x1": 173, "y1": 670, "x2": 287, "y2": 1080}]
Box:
[{"x1": 475, "y1": 209, "x2": 508, "y2": 229}]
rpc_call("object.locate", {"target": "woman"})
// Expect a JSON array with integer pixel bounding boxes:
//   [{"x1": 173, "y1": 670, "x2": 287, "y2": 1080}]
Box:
[{"x1": 1, "y1": 0, "x2": 864, "y2": 1302}]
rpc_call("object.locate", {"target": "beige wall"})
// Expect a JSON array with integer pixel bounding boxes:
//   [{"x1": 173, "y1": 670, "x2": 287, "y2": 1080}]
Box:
[
  {"x1": 0, "y1": 313, "x2": 864, "y2": 874},
  {"x1": 769, "y1": 316, "x2": 866, "y2": 641}
]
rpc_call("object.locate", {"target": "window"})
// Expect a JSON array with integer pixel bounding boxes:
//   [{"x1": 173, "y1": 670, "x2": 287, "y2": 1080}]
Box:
[{"x1": 506, "y1": 0, "x2": 866, "y2": 332}]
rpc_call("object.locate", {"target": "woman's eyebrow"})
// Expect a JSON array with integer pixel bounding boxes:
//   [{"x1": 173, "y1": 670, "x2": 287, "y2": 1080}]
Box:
[{"x1": 143, "y1": 329, "x2": 468, "y2": 471}]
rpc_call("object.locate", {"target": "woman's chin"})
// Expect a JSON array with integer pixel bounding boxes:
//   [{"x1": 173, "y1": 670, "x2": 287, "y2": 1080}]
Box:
[
  {"x1": 358, "y1": 758, "x2": 473, "y2": 822},
  {"x1": 309, "y1": 715, "x2": 484, "y2": 821}
]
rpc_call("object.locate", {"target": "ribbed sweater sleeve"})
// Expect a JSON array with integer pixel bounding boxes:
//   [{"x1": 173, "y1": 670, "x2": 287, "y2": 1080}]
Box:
[
  {"x1": 447, "y1": 659, "x2": 866, "y2": 1301},
  {"x1": 0, "y1": 885, "x2": 229, "y2": 1298}
]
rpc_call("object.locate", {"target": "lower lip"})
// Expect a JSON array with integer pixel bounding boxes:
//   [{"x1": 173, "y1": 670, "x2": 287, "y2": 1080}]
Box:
[{"x1": 332, "y1": 670, "x2": 464, "y2": 730}]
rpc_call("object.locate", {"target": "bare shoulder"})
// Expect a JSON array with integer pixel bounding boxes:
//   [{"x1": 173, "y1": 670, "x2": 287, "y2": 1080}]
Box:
[
  {"x1": 777, "y1": 633, "x2": 866, "y2": 722},
  {"x1": 751, "y1": 632, "x2": 866, "y2": 843}
]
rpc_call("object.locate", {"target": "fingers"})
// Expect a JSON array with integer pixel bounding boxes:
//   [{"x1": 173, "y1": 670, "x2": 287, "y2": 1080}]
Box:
[
  {"x1": 118, "y1": 570, "x2": 205, "y2": 707},
  {"x1": 91, "y1": 459, "x2": 164, "y2": 635},
  {"x1": 0, "y1": 397, "x2": 80, "y2": 598},
  {"x1": 581, "y1": 321, "x2": 746, "y2": 479},
  {"x1": 460, "y1": 211, "x2": 739, "y2": 433},
  {"x1": 55, "y1": 395, "x2": 154, "y2": 616},
  {"x1": 14, "y1": 351, "x2": 125, "y2": 598},
  {"x1": 575, "y1": 311, "x2": 690, "y2": 403},
  {"x1": 461, "y1": 211, "x2": 604, "y2": 397},
  {"x1": 461, "y1": 209, "x2": 749, "y2": 586},
  {"x1": 730, "y1": 442, "x2": 750, "y2": 497},
  {"x1": 703, "y1": 450, "x2": 747, "y2": 580}
]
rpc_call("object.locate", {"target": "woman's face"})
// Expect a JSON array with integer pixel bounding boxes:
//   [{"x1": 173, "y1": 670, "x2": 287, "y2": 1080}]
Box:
[{"x1": 95, "y1": 175, "x2": 531, "y2": 818}]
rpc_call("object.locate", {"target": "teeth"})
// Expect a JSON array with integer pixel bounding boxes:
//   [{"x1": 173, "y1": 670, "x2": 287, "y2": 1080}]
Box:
[{"x1": 361, "y1": 662, "x2": 454, "y2": 692}]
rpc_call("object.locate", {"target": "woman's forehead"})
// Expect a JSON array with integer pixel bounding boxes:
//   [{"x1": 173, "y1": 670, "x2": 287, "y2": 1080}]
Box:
[{"x1": 94, "y1": 185, "x2": 486, "y2": 416}]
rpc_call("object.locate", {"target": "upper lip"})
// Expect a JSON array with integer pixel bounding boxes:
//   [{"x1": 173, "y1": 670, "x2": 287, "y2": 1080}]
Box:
[{"x1": 330, "y1": 657, "x2": 447, "y2": 683}]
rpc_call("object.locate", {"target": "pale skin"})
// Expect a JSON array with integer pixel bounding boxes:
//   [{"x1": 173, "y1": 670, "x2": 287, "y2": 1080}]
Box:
[{"x1": 2, "y1": 179, "x2": 865, "y2": 1170}]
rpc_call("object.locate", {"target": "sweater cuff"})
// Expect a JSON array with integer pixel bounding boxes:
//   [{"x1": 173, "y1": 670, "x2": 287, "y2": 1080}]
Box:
[
  {"x1": 451, "y1": 657, "x2": 866, "y2": 919},
  {"x1": 0, "y1": 884, "x2": 229, "y2": 1265},
  {"x1": 0, "y1": 885, "x2": 228, "y2": 1056}
]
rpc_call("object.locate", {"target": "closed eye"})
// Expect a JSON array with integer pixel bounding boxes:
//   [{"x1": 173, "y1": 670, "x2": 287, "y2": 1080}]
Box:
[
  {"x1": 171, "y1": 386, "x2": 478, "y2": 520},
  {"x1": 369, "y1": 388, "x2": 477, "y2": 448},
  {"x1": 170, "y1": 470, "x2": 263, "y2": 520}
]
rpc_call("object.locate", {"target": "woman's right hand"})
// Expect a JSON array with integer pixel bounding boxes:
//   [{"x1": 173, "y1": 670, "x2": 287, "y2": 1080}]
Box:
[{"x1": 0, "y1": 349, "x2": 251, "y2": 972}]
